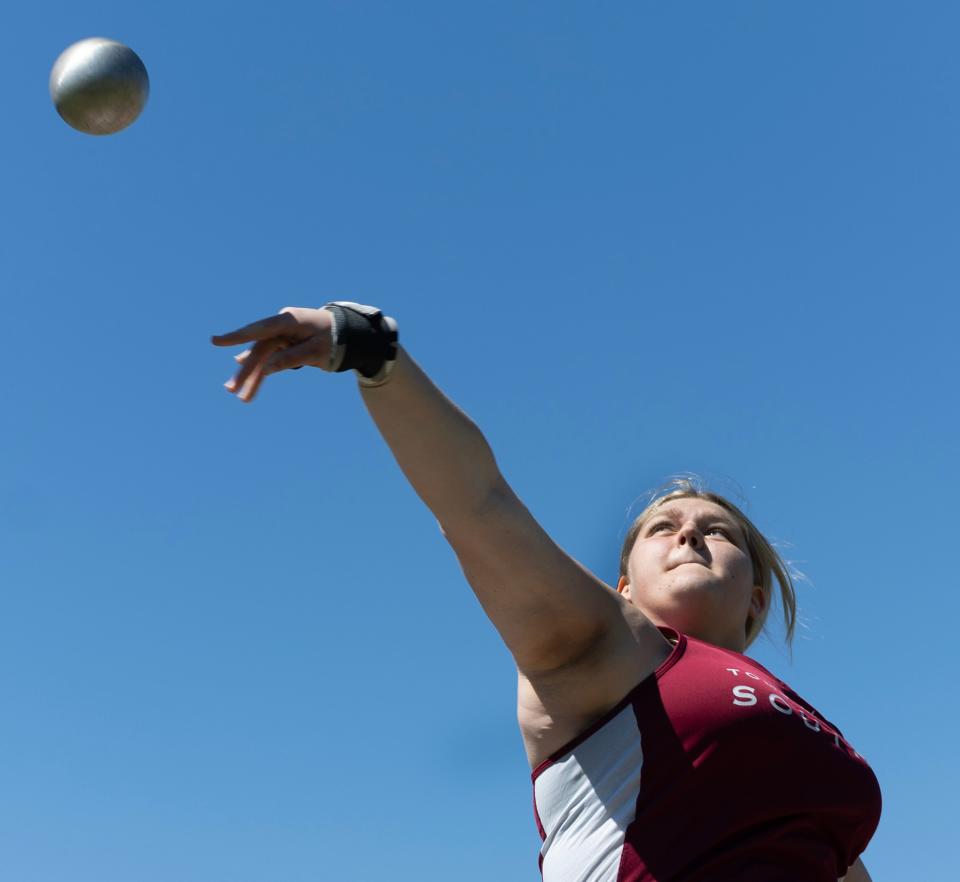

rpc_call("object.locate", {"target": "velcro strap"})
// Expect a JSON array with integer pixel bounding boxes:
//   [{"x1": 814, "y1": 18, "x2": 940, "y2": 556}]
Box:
[{"x1": 322, "y1": 301, "x2": 399, "y2": 381}]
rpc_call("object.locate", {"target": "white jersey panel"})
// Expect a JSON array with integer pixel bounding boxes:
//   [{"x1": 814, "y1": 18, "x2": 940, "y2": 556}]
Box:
[{"x1": 534, "y1": 704, "x2": 644, "y2": 882}]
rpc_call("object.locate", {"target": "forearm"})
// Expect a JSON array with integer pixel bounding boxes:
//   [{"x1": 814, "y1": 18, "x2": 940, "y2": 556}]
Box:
[{"x1": 358, "y1": 346, "x2": 503, "y2": 527}]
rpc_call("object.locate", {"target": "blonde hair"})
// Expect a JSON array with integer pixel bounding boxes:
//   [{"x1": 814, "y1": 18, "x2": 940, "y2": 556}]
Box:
[{"x1": 618, "y1": 476, "x2": 798, "y2": 649}]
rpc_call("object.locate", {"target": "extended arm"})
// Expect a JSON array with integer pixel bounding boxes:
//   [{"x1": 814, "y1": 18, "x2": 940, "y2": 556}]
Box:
[
  {"x1": 359, "y1": 346, "x2": 637, "y2": 672},
  {"x1": 214, "y1": 309, "x2": 659, "y2": 677}
]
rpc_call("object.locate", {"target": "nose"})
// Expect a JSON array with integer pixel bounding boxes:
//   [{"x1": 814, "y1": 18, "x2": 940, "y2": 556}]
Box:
[{"x1": 678, "y1": 524, "x2": 701, "y2": 548}]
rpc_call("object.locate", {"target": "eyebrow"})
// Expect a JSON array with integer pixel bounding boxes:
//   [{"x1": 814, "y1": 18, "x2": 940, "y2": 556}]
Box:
[{"x1": 645, "y1": 507, "x2": 744, "y2": 535}]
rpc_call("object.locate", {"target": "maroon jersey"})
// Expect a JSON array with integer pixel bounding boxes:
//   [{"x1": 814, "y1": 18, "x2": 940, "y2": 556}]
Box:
[{"x1": 532, "y1": 626, "x2": 881, "y2": 882}]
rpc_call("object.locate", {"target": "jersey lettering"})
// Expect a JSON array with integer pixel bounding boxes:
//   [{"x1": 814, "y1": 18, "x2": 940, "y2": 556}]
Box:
[{"x1": 724, "y1": 664, "x2": 858, "y2": 756}]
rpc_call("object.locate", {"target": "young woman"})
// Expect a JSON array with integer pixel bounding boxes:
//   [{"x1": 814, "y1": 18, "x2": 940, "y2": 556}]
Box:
[{"x1": 212, "y1": 303, "x2": 880, "y2": 882}]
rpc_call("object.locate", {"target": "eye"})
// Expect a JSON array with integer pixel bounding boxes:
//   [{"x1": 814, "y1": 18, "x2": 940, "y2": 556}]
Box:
[
  {"x1": 707, "y1": 526, "x2": 736, "y2": 540},
  {"x1": 648, "y1": 522, "x2": 673, "y2": 534}
]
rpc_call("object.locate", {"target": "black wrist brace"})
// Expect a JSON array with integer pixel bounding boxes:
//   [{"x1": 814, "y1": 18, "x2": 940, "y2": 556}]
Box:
[{"x1": 322, "y1": 301, "x2": 399, "y2": 387}]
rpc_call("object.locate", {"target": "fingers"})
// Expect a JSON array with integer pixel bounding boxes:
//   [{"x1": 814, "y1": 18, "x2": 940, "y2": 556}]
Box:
[
  {"x1": 225, "y1": 339, "x2": 286, "y2": 402},
  {"x1": 211, "y1": 311, "x2": 299, "y2": 347},
  {"x1": 261, "y1": 337, "x2": 326, "y2": 376},
  {"x1": 236, "y1": 363, "x2": 266, "y2": 402},
  {"x1": 234, "y1": 347, "x2": 305, "y2": 374},
  {"x1": 215, "y1": 307, "x2": 327, "y2": 402}
]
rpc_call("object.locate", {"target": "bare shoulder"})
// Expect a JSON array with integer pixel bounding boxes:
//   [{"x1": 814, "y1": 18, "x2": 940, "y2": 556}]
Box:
[{"x1": 517, "y1": 598, "x2": 673, "y2": 768}]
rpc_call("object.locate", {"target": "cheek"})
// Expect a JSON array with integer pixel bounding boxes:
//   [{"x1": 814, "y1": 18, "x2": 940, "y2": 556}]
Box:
[
  {"x1": 710, "y1": 543, "x2": 749, "y2": 575},
  {"x1": 728, "y1": 550, "x2": 756, "y2": 589},
  {"x1": 628, "y1": 544, "x2": 661, "y2": 580}
]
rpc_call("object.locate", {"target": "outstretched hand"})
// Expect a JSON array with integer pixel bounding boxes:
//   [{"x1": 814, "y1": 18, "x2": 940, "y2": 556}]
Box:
[{"x1": 211, "y1": 306, "x2": 333, "y2": 402}]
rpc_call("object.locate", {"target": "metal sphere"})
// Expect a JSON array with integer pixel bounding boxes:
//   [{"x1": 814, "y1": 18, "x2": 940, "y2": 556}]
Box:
[{"x1": 50, "y1": 38, "x2": 149, "y2": 135}]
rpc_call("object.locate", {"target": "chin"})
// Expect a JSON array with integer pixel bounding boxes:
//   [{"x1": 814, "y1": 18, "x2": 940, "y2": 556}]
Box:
[{"x1": 664, "y1": 569, "x2": 723, "y2": 591}]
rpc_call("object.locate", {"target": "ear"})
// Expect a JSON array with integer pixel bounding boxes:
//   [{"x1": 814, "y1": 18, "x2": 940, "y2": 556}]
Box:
[
  {"x1": 616, "y1": 575, "x2": 632, "y2": 601},
  {"x1": 749, "y1": 586, "x2": 765, "y2": 618}
]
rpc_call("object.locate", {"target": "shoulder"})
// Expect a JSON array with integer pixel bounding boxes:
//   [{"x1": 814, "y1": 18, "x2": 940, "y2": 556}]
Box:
[{"x1": 517, "y1": 610, "x2": 674, "y2": 768}]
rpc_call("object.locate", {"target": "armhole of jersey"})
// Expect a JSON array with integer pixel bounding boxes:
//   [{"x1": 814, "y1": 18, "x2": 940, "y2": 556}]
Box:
[{"x1": 531, "y1": 628, "x2": 687, "y2": 780}]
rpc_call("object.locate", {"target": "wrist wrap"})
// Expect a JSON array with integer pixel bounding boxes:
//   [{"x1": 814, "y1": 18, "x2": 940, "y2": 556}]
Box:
[{"x1": 322, "y1": 301, "x2": 399, "y2": 387}]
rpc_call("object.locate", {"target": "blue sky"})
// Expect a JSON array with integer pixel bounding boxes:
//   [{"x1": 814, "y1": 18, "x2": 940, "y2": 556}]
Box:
[{"x1": 2, "y1": 2, "x2": 957, "y2": 879}]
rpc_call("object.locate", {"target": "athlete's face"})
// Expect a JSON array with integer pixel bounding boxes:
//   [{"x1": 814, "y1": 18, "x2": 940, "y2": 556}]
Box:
[{"x1": 617, "y1": 497, "x2": 765, "y2": 652}]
